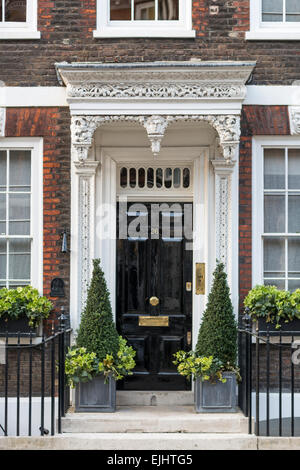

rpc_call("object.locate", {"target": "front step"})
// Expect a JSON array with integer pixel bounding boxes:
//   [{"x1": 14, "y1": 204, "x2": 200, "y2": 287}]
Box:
[
  {"x1": 117, "y1": 391, "x2": 194, "y2": 406},
  {"x1": 0, "y1": 433, "x2": 258, "y2": 450},
  {"x1": 62, "y1": 406, "x2": 249, "y2": 434}
]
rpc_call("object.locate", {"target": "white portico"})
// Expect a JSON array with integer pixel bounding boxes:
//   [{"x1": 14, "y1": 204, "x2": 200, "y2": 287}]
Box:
[{"x1": 56, "y1": 60, "x2": 256, "y2": 343}]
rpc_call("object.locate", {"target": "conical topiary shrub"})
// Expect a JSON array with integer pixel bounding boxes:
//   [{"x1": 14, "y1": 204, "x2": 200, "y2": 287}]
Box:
[
  {"x1": 196, "y1": 262, "x2": 237, "y2": 367},
  {"x1": 76, "y1": 259, "x2": 119, "y2": 361}
]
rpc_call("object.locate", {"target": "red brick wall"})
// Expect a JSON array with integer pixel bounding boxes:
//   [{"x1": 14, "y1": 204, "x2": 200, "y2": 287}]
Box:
[
  {"x1": 5, "y1": 108, "x2": 71, "y2": 322},
  {"x1": 0, "y1": 1, "x2": 299, "y2": 86},
  {"x1": 239, "y1": 106, "x2": 290, "y2": 311}
]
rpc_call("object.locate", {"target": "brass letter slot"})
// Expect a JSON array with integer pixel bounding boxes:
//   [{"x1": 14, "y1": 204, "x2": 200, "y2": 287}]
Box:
[
  {"x1": 139, "y1": 316, "x2": 169, "y2": 327},
  {"x1": 196, "y1": 263, "x2": 205, "y2": 295}
]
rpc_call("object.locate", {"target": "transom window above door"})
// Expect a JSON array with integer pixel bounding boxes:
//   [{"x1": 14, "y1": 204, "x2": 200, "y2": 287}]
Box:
[
  {"x1": 246, "y1": 0, "x2": 300, "y2": 40},
  {"x1": 94, "y1": 0, "x2": 195, "y2": 38},
  {"x1": 0, "y1": 0, "x2": 40, "y2": 39},
  {"x1": 117, "y1": 164, "x2": 193, "y2": 199}
]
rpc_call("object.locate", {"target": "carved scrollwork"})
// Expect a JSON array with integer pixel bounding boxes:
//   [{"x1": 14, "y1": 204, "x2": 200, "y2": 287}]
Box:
[
  {"x1": 69, "y1": 83, "x2": 246, "y2": 100},
  {"x1": 71, "y1": 114, "x2": 240, "y2": 164},
  {"x1": 289, "y1": 106, "x2": 300, "y2": 135}
]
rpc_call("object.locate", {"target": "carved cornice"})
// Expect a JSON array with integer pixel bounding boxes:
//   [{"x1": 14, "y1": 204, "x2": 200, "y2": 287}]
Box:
[
  {"x1": 71, "y1": 114, "x2": 240, "y2": 163},
  {"x1": 57, "y1": 61, "x2": 255, "y2": 103},
  {"x1": 289, "y1": 106, "x2": 300, "y2": 135}
]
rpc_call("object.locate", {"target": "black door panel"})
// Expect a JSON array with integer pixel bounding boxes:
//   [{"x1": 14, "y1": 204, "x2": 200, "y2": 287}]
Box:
[{"x1": 116, "y1": 202, "x2": 193, "y2": 391}]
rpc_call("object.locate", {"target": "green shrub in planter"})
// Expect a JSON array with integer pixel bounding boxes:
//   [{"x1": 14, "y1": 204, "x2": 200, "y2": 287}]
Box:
[
  {"x1": 72, "y1": 259, "x2": 136, "y2": 412},
  {"x1": 76, "y1": 259, "x2": 120, "y2": 361},
  {"x1": 65, "y1": 337, "x2": 136, "y2": 388},
  {"x1": 0, "y1": 286, "x2": 53, "y2": 328},
  {"x1": 174, "y1": 263, "x2": 239, "y2": 413},
  {"x1": 196, "y1": 262, "x2": 237, "y2": 368},
  {"x1": 173, "y1": 351, "x2": 227, "y2": 383},
  {"x1": 244, "y1": 285, "x2": 300, "y2": 329}
]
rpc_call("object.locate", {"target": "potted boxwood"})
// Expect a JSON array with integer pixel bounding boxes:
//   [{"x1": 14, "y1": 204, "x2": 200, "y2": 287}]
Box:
[
  {"x1": 174, "y1": 263, "x2": 240, "y2": 413},
  {"x1": 0, "y1": 286, "x2": 53, "y2": 335},
  {"x1": 244, "y1": 285, "x2": 300, "y2": 331},
  {"x1": 66, "y1": 259, "x2": 136, "y2": 413}
]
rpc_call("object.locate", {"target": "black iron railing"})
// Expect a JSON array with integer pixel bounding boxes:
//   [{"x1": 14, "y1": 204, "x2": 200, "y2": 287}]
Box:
[
  {"x1": 239, "y1": 316, "x2": 300, "y2": 437},
  {"x1": 0, "y1": 314, "x2": 71, "y2": 437}
]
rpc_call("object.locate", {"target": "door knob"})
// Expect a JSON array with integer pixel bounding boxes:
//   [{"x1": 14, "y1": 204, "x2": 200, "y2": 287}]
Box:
[{"x1": 149, "y1": 296, "x2": 159, "y2": 307}]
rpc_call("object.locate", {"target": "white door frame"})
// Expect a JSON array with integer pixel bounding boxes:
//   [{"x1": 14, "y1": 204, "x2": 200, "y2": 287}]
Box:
[{"x1": 92, "y1": 145, "x2": 211, "y2": 348}]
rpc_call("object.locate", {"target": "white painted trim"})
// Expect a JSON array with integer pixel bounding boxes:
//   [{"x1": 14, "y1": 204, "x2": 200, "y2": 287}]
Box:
[
  {"x1": 246, "y1": 0, "x2": 300, "y2": 41},
  {"x1": 252, "y1": 136, "x2": 300, "y2": 288},
  {"x1": 2, "y1": 86, "x2": 300, "y2": 108},
  {"x1": 0, "y1": 88, "x2": 68, "y2": 107},
  {"x1": 244, "y1": 86, "x2": 300, "y2": 106},
  {"x1": 192, "y1": 150, "x2": 210, "y2": 347},
  {"x1": 245, "y1": 31, "x2": 300, "y2": 40},
  {"x1": 93, "y1": 0, "x2": 195, "y2": 38},
  {"x1": 0, "y1": 138, "x2": 43, "y2": 293},
  {"x1": 68, "y1": 102, "x2": 243, "y2": 116},
  {"x1": 231, "y1": 145, "x2": 240, "y2": 317},
  {"x1": 0, "y1": 0, "x2": 40, "y2": 40},
  {"x1": 93, "y1": 27, "x2": 196, "y2": 38},
  {"x1": 0, "y1": 30, "x2": 40, "y2": 39}
]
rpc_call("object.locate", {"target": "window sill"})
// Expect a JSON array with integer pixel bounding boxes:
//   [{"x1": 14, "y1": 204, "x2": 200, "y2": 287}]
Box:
[
  {"x1": 0, "y1": 30, "x2": 41, "y2": 40},
  {"x1": 93, "y1": 27, "x2": 196, "y2": 38},
  {"x1": 246, "y1": 30, "x2": 300, "y2": 41}
]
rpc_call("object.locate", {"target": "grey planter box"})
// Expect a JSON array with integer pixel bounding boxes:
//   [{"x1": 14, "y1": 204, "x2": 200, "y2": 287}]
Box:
[
  {"x1": 75, "y1": 375, "x2": 116, "y2": 413},
  {"x1": 195, "y1": 372, "x2": 237, "y2": 413}
]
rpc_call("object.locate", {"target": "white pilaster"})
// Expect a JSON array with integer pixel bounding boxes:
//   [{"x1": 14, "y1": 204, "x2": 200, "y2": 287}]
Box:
[
  {"x1": 72, "y1": 159, "x2": 99, "y2": 329},
  {"x1": 211, "y1": 159, "x2": 235, "y2": 287}
]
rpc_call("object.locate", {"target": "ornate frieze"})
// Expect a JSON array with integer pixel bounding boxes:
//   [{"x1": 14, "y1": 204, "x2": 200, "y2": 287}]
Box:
[
  {"x1": 289, "y1": 106, "x2": 300, "y2": 135},
  {"x1": 68, "y1": 83, "x2": 246, "y2": 100}
]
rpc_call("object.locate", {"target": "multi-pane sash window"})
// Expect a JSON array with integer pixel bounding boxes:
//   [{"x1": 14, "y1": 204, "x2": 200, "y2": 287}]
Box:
[
  {"x1": 263, "y1": 148, "x2": 300, "y2": 291},
  {"x1": 246, "y1": 0, "x2": 300, "y2": 40},
  {"x1": 0, "y1": 0, "x2": 27, "y2": 22},
  {"x1": 0, "y1": 0, "x2": 39, "y2": 39},
  {"x1": 0, "y1": 149, "x2": 31, "y2": 288},
  {"x1": 95, "y1": 0, "x2": 194, "y2": 38},
  {"x1": 262, "y1": 0, "x2": 300, "y2": 22},
  {"x1": 110, "y1": 0, "x2": 179, "y2": 21}
]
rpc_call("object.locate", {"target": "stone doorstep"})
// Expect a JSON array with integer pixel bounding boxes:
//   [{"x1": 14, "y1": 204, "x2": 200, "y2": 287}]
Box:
[
  {"x1": 116, "y1": 391, "x2": 194, "y2": 407},
  {"x1": 2, "y1": 434, "x2": 300, "y2": 450},
  {"x1": 61, "y1": 406, "x2": 249, "y2": 434},
  {"x1": 0, "y1": 433, "x2": 258, "y2": 451}
]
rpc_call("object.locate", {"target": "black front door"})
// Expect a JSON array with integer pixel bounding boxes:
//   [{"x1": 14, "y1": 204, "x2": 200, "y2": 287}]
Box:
[{"x1": 116, "y1": 202, "x2": 193, "y2": 391}]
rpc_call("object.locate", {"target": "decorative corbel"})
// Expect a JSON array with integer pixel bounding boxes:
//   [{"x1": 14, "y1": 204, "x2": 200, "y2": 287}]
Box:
[
  {"x1": 289, "y1": 106, "x2": 300, "y2": 135},
  {"x1": 71, "y1": 115, "x2": 103, "y2": 162},
  {"x1": 140, "y1": 115, "x2": 169, "y2": 157}
]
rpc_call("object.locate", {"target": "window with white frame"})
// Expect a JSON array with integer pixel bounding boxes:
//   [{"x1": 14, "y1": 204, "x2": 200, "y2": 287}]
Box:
[
  {"x1": 94, "y1": 0, "x2": 195, "y2": 38},
  {"x1": 261, "y1": 147, "x2": 300, "y2": 291},
  {"x1": 246, "y1": 0, "x2": 300, "y2": 40},
  {"x1": 0, "y1": 0, "x2": 40, "y2": 39},
  {"x1": 0, "y1": 141, "x2": 43, "y2": 290}
]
